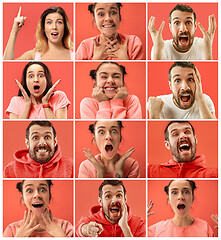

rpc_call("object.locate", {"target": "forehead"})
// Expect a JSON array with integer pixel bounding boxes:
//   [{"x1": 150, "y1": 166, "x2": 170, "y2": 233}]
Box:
[
  {"x1": 27, "y1": 64, "x2": 44, "y2": 73},
  {"x1": 171, "y1": 66, "x2": 194, "y2": 78},
  {"x1": 169, "y1": 180, "x2": 191, "y2": 190},
  {"x1": 168, "y1": 122, "x2": 193, "y2": 134},
  {"x1": 95, "y1": 3, "x2": 119, "y2": 11},
  {"x1": 97, "y1": 64, "x2": 122, "y2": 75},
  {"x1": 23, "y1": 180, "x2": 49, "y2": 188},
  {"x1": 102, "y1": 184, "x2": 124, "y2": 195},
  {"x1": 95, "y1": 121, "x2": 120, "y2": 130},
  {"x1": 29, "y1": 125, "x2": 53, "y2": 136},
  {"x1": 45, "y1": 12, "x2": 63, "y2": 20},
  {"x1": 171, "y1": 10, "x2": 194, "y2": 22}
]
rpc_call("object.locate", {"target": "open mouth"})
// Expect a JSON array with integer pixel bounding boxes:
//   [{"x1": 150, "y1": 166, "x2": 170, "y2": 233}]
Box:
[
  {"x1": 179, "y1": 142, "x2": 191, "y2": 152},
  {"x1": 104, "y1": 86, "x2": 117, "y2": 91},
  {"x1": 32, "y1": 203, "x2": 44, "y2": 208},
  {"x1": 177, "y1": 204, "x2": 186, "y2": 212},
  {"x1": 178, "y1": 35, "x2": 189, "y2": 46},
  {"x1": 102, "y1": 24, "x2": 115, "y2": 28},
  {"x1": 105, "y1": 144, "x2": 113, "y2": 155},
  {"x1": 180, "y1": 94, "x2": 190, "y2": 103},
  {"x1": 51, "y1": 32, "x2": 59, "y2": 36},
  {"x1": 33, "y1": 85, "x2": 40, "y2": 93}
]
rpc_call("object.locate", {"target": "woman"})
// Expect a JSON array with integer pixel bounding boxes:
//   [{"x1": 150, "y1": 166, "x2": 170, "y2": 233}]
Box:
[
  {"x1": 148, "y1": 180, "x2": 215, "y2": 237},
  {"x1": 80, "y1": 62, "x2": 142, "y2": 119},
  {"x1": 3, "y1": 180, "x2": 73, "y2": 237},
  {"x1": 4, "y1": 6, "x2": 73, "y2": 60},
  {"x1": 78, "y1": 120, "x2": 140, "y2": 178},
  {"x1": 76, "y1": 3, "x2": 144, "y2": 60},
  {"x1": 6, "y1": 62, "x2": 70, "y2": 119}
]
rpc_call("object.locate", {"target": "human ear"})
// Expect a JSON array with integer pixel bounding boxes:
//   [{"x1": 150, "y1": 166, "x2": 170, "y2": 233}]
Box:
[
  {"x1": 195, "y1": 135, "x2": 198, "y2": 145},
  {"x1": 169, "y1": 81, "x2": 172, "y2": 91},
  {"x1": 194, "y1": 21, "x2": 197, "y2": 30},
  {"x1": 54, "y1": 137, "x2": 58, "y2": 147},
  {"x1": 124, "y1": 195, "x2": 127, "y2": 203},
  {"x1": 93, "y1": 136, "x2": 97, "y2": 145},
  {"x1": 165, "y1": 141, "x2": 170, "y2": 150},
  {"x1": 98, "y1": 197, "x2": 102, "y2": 206},
  {"x1": 169, "y1": 23, "x2": 172, "y2": 32},
  {"x1": 25, "y1": 138, "x2": 29, "y2": 149}
]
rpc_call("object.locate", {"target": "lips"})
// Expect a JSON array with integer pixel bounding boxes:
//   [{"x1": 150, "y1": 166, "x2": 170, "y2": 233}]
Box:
[
  {"x1": 33, "y1": 85, "x2": 40, "y2": 93},
  {"x1": 109, "y1": 203, "x2": 121, "y2": 214},
  {"x1": 35, "y1": 147, "x2": 49, "y2": 154},
  {"x1": 51, "y1": 32, "x2": 59, "y2": 36},
  {"x1": 178, "y1": 141, "x2": 191, "y2": 152},
  {"x1": 105, "y1": 144, "x2": 113, "y2": 155},
  {"x1": 178, "y1": 90, "x2": 194, "y2": 108},
  {"x1": 32, "y1": 203, "x2": 44, "y2": 208},
  {"x1": 104, "y1": 86, "x2": 117, "y2": 91},
  {"x1": 178, "y1": 34, "x2": 190, "y2": 46},
  {"x1": 102, "y1": 24, "x2": 115, "y2": 28},
  {"x1": 177, "y1": 203, "x2": 186, "y2": 213}
]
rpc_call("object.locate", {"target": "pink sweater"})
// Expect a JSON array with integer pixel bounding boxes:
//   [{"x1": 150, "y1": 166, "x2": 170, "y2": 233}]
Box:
[
  {"x1": 4, "y1": 218, "x2": 73, "y2": 237},
  {"x1": 148, "y1": 218, "x2": 214, "y2": 237},
  {"x1": 6, "y1": 91, "x2": 70, "y2": 119},
  {"x1": 80, "y1": 95, "x2": 142, "y2": 119},
  {"x1": 75, "y1": 33, "x2": 144, "y2": 60},
  {"x1": 78, "y1": 154, "x2": 140, "y2": 178}
]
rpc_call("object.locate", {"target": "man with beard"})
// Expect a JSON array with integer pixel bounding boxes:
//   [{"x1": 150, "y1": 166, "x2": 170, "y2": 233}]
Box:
[
  {"x1": 3, "y1": 121, "x2": 73, "y2": 178},
  {"x1": 75, "y1": 180, "x2": 146, "y2": 237},
  {"x1": 147, "y1": 62, "x2": 216, "y2": 119},
  {"x1": 148, "y1": 121, "x2": 218, "y2": 178},
  {"x1": 149, "y1": 4, "x2": 216, "y2": 60}
]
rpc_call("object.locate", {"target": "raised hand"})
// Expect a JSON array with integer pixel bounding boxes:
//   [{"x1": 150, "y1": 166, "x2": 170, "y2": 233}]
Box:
[
  {"x1": 41, "y1": 209, "x2": 66, "y2": 237},
  {"x1": 118, "y1": 202, "x2": 128, "y2": 229},
  {"x1": 148, "y1": 16, "x2": 165, "y2": 59},
  {"x1": 92, "y1": 86, "x2": 109, "y2": 102},
  {"x1": 193, "y1": 67, "x2": 203, "y2": 102},
  {"x1": 92, "y1": 39, "x2": 112, "y2": 60},
  {"x1": 115, "y1": 148, "x2": 135, "y2": 178},
  {"x1": 112, "y1": 38, "x2": 129, "y2": 60},
  {"x1": 83, "y1": 148, "x2": 105, "y2": 178},
  {"x1": 147, "y1": 200, "x2": 155, "y2": 217},
  {"x1": 12, "y1": 6, "x2": 26, "y2": 34},
  {"x1": 82, "y1": 222, "x2": 103, "y2": 237},
  {"x1": 113, "y1": 87, "x2": 128, "y2": 100},
  {"x1": 15, "y1": 210, "x2": 40, "y2": 237},
  {"x1": 147, "y1": 97, "x2": 164, "y2": 119},
  {"x1": 15, "y1": 79, "x2": 31, "y2": 105},
  {"x1": 42, "y1": 79, "x2": 61, "y2": 104},
  {"x1": 198, "y1": 14, "x2": 216, "y2": 60}
]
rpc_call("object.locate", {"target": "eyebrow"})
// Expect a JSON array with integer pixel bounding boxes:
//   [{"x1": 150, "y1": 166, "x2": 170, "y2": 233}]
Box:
[
  {"x1": 170, "y1": 127, "x2": 192, "y2": 134},
  {"x1": 46, "y1": 18, "x2": 63, "y2": 21},
  {"x1": 172, "y1": 73, "x2": 194, "y2": 78},
  {"x1": 97, "y1": 125, "x2": 119, "y2": 129},
  {"x1": 103, "y1": 190, "x2": 123, "y2": 195},
  {"x1": 96, "y1": 6, "x2": 118, "y2": 12},
  {"x1": 172, "y1": 16, "x2": 193, "y2": 21},
  {"x1": 31, "y1": 131, "x2": 53, "y2": 136},
  {"x1": 24, "y1": 183, "x2": 48, "y2": 188},
  {"x1": 170, "y1": 187, "x2": 191, "y2": 191},
  {"x1": 27, "y1": 70, "x2": 44, "y2": 74},
  {"x1": 99, "y1": 72, "x2": 121, "y2": 75}
]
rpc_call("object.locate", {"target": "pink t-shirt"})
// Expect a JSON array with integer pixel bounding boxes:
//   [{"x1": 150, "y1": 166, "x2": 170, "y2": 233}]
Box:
[
  {"x1": 78, "y1": 154, "x2": 140, "y2": 178},
  {"x1": 76, "y1": 33, "x2": 144, "y2": 60},
  {"x1": 80, "y1": 95, "x2": 142, "y2": 119},
  {"x1": 148, "y1": 218, "x2": 214, "y2": 237},
  {"x1": 3, "y1": 218, "x2": 73, "y2": 237},
  {"x1": 6, "y1": 91, "x2": 70, "y2": 119}
]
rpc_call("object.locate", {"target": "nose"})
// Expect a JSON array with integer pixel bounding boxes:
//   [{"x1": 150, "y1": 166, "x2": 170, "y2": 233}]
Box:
[
  {"x1": 179, "y1": 131, "x2": 187, "y2": 140},
  {"x1": 33, "y1": 189, "x2": 42, "y2": 198},
  {"x1": 177, "y1": 191, "x2": 184, "y2": 200},
  {"x1": 104, "y1": 13, "x2": 113, "y2": 21},
  {"x1": 52, "y1": 21, "x2": 57, "y2": 29},
  {"x1": 111, "y1": 195, "x2": 119, "y2": 204},
  {"x1": 107, "y1": 76, "x2": 114, "y2": 84},
  {"x1": 37, "y1": 137, "x2": 46, "y2": 146},
  {"x1": 105, "y1": 131, "x2": 112, "y2": 141},
  {"x1": 179, "y1": 23, "x2": 187, "y2": 33},
  {"x1": 180, "y1": 80, "x2": 190, "y2": 91},
  {"x1": 34, "y1": 75, "x2": 39, "y2": 83}
]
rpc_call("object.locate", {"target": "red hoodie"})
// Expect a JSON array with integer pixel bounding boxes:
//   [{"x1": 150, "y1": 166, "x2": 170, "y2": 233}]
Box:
[
  {"x1": 148, "y1": 155, "x2": 217, "y2": 178},
  {"x1": 75, "y1": 205, "x2": 146, "y2": 237},
  {"x1": 3, "y1": 145, "x2": 73, "y2": 178}
]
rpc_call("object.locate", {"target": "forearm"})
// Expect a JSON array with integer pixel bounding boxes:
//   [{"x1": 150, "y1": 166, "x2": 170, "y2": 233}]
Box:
[
  {"x1": 149, "y1": 109, "x2": 161, "y2": 119},
  {"x1": 44, "y1": 108, "x2": 57, "y2": 119},
  {"x1": 121, "y1": 225, "x2": 133, "y2": 237},
  {"x1": 3, "y1": 29, "x2": 18, "y2": 60},
  {"x1": 203, "y1": 48, "x2": 213, "y2": 60},
  {"x1": 18, "y1": 103, "x2": 31, "y2": 119},
  {"x1": 152, "y1": 46, "x2": 164, "y2": 60},
  {"x1": 197, "y1": 97, "x2": 216, "y2": 119}
]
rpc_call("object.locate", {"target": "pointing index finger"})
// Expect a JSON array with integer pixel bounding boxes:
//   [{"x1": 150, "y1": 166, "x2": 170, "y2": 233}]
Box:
[{"x1": 17, "y1": 6, "x2": 22, "y2": 17}]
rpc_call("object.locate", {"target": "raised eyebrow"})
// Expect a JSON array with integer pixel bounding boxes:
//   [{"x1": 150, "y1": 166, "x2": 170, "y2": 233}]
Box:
[
  {"x1": 170, "y1": 127, "x2": 192, "y2": 134},
  {"x1": 172, "y1": 16, "x2": 193, "y2": 21},
  {"x1": 46, "y1": 18, "x2": 63, "y2": 21},
  {"x1": 27, "y1": 71, "x2": 44, "y2": 74},
  {"x1": 31, "y1": 131, "x2": 53, "y2": 136}
]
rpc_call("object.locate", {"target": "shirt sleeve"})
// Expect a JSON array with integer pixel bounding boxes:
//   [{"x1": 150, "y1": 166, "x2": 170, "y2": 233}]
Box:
[
  {"x1": 3, "y1": 224, "x2": 16, "y2": 237},
  {"x1": 133, "y1": 219, "x2": 146, "y2": 237},
  {"x1": 50, "y1": 91, "x2": 70, "y2": 112},
  {"x1": 75, "y1": 41, "x2": 89, "y2": 60},
  {"x1": 61, "y1": 220, "x2": 74, "y2": 237},
  {"x1": 204, "y1": 94, "x2": 215, "y2": 114},
  {"x1": 129, "y1": 36, "x2": 144, "y2": 60},
  {"x1": 80, "y1": 98, "x2": 112, "y2": 119},
  {"x1": 78, "y1": 161, "x2": 94, "y2": 178},
  {"x1": 125, "y1": 158, "x2": 140, "y2": 178},
  {"x1": 6, "y1": 97, "x2": 24, "y2": 117}
]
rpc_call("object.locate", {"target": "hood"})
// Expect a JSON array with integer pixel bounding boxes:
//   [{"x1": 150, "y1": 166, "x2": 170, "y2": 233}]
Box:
[
  {"x1": 89, "y1": 205, "x2": 132, "y2": 226},
  {"x1": 13, "y1": 145, "x2": 62, "y2": 177},
  {"x1": 162, "y1": 155, "x2": 206, "y2": 168}
]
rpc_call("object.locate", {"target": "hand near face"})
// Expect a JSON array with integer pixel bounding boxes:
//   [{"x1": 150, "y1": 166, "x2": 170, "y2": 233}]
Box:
[
  {"x1": 92, "y1": 39, "x2": 113, "y2": 60},
  {"x1": 193, "y1": 67, "x2": 203, "y2": 102},
  {"x1": 113, "y1": 87, "x2": 128, "y2": 100},
  {"x1": 92, "y1": 86, "x2": 110, "y2": 102},
  {"x1": 83, "y1": 148, "x2": 105, "y2": 178},
  {"x1": 15, "y1": 79, "x2": 32, "y2": 105},
  {"x1": 41, "y1": 208, "x2": 66, "y2": 237},
  {"x1": 118, "y1": 202, "x2": 129, "y2": 229},
  {"x1": 147, "y1": 200, "x2": 155, "y2": 217},
  {"x1": 115, "y1": 148, "x2": 135, "y2": 178},
  {"x1": 15, "y1": 210, "x2": 40, "y2": 237},
  {"x1": 12, "y1": 6, "x2": 26, "y2": 34},
  {"x1": 148, "y1": 16, "x2": 165, "y2": 59},
  {"x1": 83, "y1": 221, "x2": 103, "y2": 237},
  {"x1": 42, "y1": 79, "x2": 61, "y2": 105},
  {"x1": 113, "y1": 38, "x2": 129, "y2": 60},
  {"x1": 147, "y1": 97, "x2": 164, "y2": 119},
  {"x1": 198, "y1": 14, "x2": 216, "y2": 60}
]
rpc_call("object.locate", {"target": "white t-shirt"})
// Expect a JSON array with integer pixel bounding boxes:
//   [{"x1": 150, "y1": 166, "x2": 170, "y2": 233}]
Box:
[
  {"x1": 151, "y1": 37, "x2": 204, "y2": 60},
  {"x1": 158, "y1": 93, "x2": 215, "y2": 119}
]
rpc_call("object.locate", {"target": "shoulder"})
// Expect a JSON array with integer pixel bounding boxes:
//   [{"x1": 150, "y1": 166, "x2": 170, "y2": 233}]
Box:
[
  {"x1": 80, "y1": 97, "x2": 98, "y2": 106},
  {"x1": 17, "y1": 49, "x2": 35, "y2": 60},
  {"x1": 79, "y1": 36, "x2": 97, "y2": 46},
  {"x1": 9, "y1": 96, "x2": 24, "y2": 103},
  {"x1": 158, "y1": 94, "x2": 173, "y2": 102}
]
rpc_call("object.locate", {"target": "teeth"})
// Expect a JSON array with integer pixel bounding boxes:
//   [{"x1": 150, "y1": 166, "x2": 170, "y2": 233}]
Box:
[
  {"x1": 106, "y1": 88, "x2": 115, "y2": 91},
  {"x1": 37, "y1": 149, "x2": 47, "y2": 153},
  {"x1": 103, "y1": 25, "x2": 114, "y2": 28},
  {"x1": 180, "y1": 144, "x2": 189, "y2": 147}
]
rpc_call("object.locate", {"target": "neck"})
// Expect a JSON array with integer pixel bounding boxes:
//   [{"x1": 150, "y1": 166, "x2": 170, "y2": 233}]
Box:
[
  {"x1": 30, "y1": 95, "x2": 42, "y2": 105},
  {"x1": 47, "y1": 40, "x2": 64, "y2": 51},
  {"x1": 100, "y1": 32, "x2": 119, "y2": 41},
  {"x1": 172, "y1": 214, "x2": 194, "y2": 227},
  {"x1": 100, "y1": 154, "x2": 119, "y2": 173}
]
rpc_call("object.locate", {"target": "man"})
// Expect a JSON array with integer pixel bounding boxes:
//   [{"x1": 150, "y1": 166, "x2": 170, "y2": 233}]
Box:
[
  {"x1": 76, "y1": 180, "x2": 146, "y2": 237},
  {"x1": 149, "y1": 4, "x2": 216, "y2": 60},
  {"x1": 148, "y1": 61, "x2": 216, "y2": 119},
  {"x1": 148, "y1": 121, "x2": 218, "y2": 178},
  {"x1": 4, "y1": 121, "x2": 73, "y2": 178}
]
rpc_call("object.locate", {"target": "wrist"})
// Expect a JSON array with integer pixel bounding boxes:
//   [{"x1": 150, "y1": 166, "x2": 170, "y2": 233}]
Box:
[{"x1": 42, "y1": 103, "x2": 50, "y2": 108}]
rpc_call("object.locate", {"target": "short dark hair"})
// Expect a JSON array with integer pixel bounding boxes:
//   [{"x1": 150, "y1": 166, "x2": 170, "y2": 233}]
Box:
[
  {"x1": 89, "y1": 121, "x2": 123, "y2": 142},
  {"x1": 169, "y1": 4, "x2": 196, "y2": 23},
  {"x1": 26, "y1": 121, "x2": 56, "y2": 140},
  {"x1": 168, "y1": 61, "x2": 196, "y2": 82},
  {"x1": 164, "y1": 121, "x2": 195, "y2": 141},
  {"x1": 90, "y1": 62, "x2": 127, "y2": 86},
  {"x1": 164, "y1": 180, "x2": 197, "y2": 200},
  {"x1": 99, "y1": 180, "x2": 126, "y2": 198},
  {"x1": 88, "y1": 3, "x2": 122, "y2": 21},
  {"x1": 18, "y1": 62, "x2": 53, "y2": 97},
  {"x1": 16, "y1": 180, "x2": 53, "y2": 201}
]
